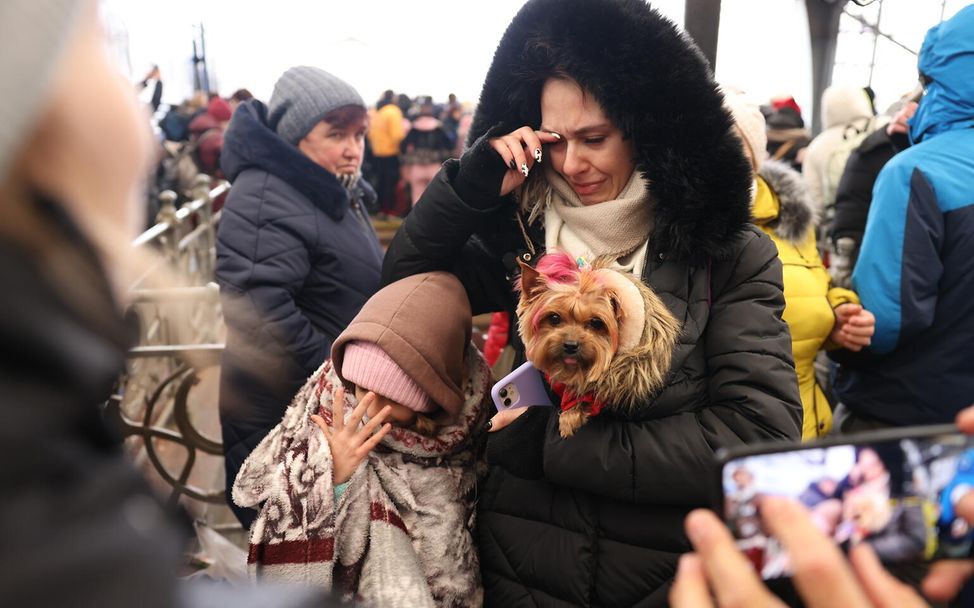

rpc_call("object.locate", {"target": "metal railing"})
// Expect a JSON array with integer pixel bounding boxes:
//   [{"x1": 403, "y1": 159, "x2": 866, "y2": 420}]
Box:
[
  {"x1": 108, "y1": 175, "x2": 232, "y2": 522},
  {"x1": 110, "y1": 177, "x2": 403, "y2": 529}
]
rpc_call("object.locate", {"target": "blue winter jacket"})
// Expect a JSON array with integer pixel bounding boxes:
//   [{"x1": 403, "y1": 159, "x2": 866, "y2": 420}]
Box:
[
  {"x1": 833, "y1": 6, "x2": 974, "y2": 425},
  {"x1": 215, "y1": 100, "x2": 383, "y2": 526}
]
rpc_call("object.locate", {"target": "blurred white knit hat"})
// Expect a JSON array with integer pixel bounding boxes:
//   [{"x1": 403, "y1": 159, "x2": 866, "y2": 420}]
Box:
[
  {"x1": 0, "y1": 1, "x2": 83, "y2": 181},
  {"x1": 723, "y1": 87, "x2": 768, "y2": 172}
]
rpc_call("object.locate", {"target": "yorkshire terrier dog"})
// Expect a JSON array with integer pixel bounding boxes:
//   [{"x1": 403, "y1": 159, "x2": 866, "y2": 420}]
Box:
[{"x1": 517, "y1": 252, "x2": 681, "y2": 437}]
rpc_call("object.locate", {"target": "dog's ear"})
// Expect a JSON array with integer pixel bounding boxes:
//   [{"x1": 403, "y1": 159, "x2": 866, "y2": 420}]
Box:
[
  {"x1": 517, "y1": 258, "x2": 545, "y2": 301},
  {"x1": 608, "y1": 290, "x2": 625, "y2": 321}
]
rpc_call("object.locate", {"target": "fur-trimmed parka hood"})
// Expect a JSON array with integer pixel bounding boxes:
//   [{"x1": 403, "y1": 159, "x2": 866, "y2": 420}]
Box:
[
  {"x1": 755, "y1": 159, "x2": 815, "y2": 244},
  {"x1": 469, "y1": 0, "x2": 753, "y2": 261}
]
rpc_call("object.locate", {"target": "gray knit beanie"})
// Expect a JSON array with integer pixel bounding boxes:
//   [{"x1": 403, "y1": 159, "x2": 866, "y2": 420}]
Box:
[
  {"x1": 267, "y1": 66, "x2": 366, "y2": 145},
  {"x1": 0, "y1": 0, "x2": 83, "y2": 181}
]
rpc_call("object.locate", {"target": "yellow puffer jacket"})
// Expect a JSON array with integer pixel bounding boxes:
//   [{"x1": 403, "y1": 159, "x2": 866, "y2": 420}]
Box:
[
  {"x1": 368, "y1": 103, "x2": 405, "y2": 157},
  {"x1": 754, "y1": 161, "x2": 858, "y2": 439}
]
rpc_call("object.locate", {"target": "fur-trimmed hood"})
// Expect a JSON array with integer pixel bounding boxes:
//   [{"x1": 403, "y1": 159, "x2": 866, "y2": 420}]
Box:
[
  {"x1": 468, "y1": 0, "x2": 753, "y2": 261},
  {"x1": 592, "y1": 271, "x2": 680, "y2": 410},
  {"x1": 756, "y1": 159, "x2": 815, "y2": 244}
]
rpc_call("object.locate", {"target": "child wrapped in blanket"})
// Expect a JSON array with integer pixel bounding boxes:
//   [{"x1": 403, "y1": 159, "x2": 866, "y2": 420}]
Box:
[{"x1": 233, "y1": 272, "x2": 490, "y2": 607}]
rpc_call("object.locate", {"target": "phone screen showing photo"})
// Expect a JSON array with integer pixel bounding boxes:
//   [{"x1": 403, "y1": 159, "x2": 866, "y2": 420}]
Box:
[{"x1": 722, "y1": 433, "x2": 974, "y2": 580}]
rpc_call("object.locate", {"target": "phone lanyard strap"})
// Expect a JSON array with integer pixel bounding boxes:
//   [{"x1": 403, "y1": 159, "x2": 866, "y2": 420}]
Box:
[{"x1": 515, "y1": 210, "x2": 537, "y2": 257}]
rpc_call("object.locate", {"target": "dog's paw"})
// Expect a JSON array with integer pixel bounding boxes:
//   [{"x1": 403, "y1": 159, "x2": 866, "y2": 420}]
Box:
[{"x1": 558, "y1": 407, "x2": 588, "y2": 438}]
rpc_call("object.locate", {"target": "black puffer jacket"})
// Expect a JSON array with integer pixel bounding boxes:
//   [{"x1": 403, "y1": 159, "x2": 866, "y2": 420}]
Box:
[
  {"x1": 830, "y1": 127, "x2": 910, "y2": 249},
  {"x1": 383, "y1": 0, "x2": 803, "y2": 605},
  {"x1": 216, "y1": 100, "x2": 383, "y2": 527},
  {"x1": 0, "y1": 197, "x2": 186, "y2": 608}
]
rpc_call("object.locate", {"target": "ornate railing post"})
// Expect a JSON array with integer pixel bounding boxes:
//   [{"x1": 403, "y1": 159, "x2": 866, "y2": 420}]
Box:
[
  {"x1": 190, "y1": 175, "x2": 217, "y2": 281},
  {"x1": 156, "y1": 189, "x2": 180, "y2": 266}
]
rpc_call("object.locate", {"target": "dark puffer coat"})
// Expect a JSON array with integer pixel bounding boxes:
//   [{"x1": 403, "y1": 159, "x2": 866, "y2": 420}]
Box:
[
  {"x1": 830, "y1": 127, "x2": 910, "y2": 252},
  {"x1": 216, "y1": 100, "x2": 383, "y2": 527},
  {"x1": 382, "y1": 0, "x2": 803, "y2": 605},
  {"x1": 0, "y1": 197, "x2": 186, "y2": 608}
]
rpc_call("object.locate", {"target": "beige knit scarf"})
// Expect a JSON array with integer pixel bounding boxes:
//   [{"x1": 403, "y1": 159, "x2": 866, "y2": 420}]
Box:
[{"x1": 541, "y1": 166, "x2": 654, "y2": 274}]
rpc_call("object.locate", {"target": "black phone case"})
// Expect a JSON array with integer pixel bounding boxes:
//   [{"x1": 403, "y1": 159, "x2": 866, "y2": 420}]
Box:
[{"x1": 712, "y1": 423, "x2": 960, "y2": 510}]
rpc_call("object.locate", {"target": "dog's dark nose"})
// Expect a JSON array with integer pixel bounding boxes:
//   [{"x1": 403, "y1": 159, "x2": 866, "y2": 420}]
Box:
[{"x1": 562, "y1": 341, "x2": 579, "y2": 355}]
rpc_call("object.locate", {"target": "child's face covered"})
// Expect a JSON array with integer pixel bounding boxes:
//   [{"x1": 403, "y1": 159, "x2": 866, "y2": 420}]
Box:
[{"x1": 355, "y1": 386, "x2": 419, "y2": 427}]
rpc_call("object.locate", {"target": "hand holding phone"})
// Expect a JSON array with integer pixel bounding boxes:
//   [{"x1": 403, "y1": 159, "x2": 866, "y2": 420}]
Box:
[
  {"x1": 717, "y1": 425, "x2": 974, "y2": 581},
  {"x1": 491, "y1": 361, "x2": 553, "y2": 411},
  {"x1": 672, "y1": 500, "x2": 932, "y2": 608},
  {"x1": 673, "y1": 411, "x2": 974, "y2": 607}
]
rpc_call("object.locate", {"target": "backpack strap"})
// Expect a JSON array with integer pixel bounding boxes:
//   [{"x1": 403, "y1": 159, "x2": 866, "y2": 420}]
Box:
[{"x1": 771, "y1": 139, "x2": 796, "y2": 161}]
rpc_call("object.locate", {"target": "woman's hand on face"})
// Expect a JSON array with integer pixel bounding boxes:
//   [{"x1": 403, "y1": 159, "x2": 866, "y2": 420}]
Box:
[
  {"x1": 671, "y1": 499, "x2": 929, "y2": 608},
  {"x1": 830, "y1": 303, "x2": 876, "y2": 352},
  {"x1": 886, "y1": 101, "x2": 918, "y2": 136},
  {"x1": 310, "y1": 387, "x2": 392, "y2": 485},
  {"x1": 488, "y1": 127, "x2": 562, "y2": 196}
]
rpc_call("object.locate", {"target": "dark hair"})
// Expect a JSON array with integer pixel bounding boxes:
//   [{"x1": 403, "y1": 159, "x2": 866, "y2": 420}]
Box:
[
  {"x1": 412, "y1": 414, "x2": 439, "y2": 436},
  {"x1": 500, "y1": 37, "x2": 637, "y2": 141},
  {"x1": 230, "y1": 88, "x2": 253, "y2": 103},
  {"x1": 397, "y1": 93, "x2": 412, "y2": 114},
  {"x1": 322, "y1": 104, "x2": 368, "y2": 129},
  {"x1": 378, "y1": 89, "x2": 395, "y2": 109},
  {"x1": 858, "y1": 443, "x2": 907, "y2": 498}
]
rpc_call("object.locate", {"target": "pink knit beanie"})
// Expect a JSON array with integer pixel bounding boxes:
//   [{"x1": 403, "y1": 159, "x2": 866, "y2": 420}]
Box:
[{"x1": 341, "y1": 341, "x2": 438, "y2": 414}]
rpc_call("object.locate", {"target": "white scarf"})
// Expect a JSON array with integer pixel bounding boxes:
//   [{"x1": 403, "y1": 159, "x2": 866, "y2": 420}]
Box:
[{"x1": 542, "y1": 167, "x2": 653, "y2": 276}]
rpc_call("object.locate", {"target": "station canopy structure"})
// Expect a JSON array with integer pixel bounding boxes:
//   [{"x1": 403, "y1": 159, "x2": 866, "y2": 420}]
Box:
[{"x1": 695, "y1": 0, "x2": 971, "y2": 134}]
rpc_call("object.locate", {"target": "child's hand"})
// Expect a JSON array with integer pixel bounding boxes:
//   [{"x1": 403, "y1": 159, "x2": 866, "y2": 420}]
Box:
[{"x1": 310, "y1": 387, "x2": 392, "y2": 485}]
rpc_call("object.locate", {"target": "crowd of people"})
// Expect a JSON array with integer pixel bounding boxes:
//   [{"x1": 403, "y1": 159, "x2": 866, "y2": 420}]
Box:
[
  {"x1": 3, "y1": 0, "x2": 974, "y2": 606},
  {"x1": 142, "y1": 81, "x2": 468, "y2": 228},
  {"x1": 364, "y1": 90, "x2": 470, "y2": 217}
]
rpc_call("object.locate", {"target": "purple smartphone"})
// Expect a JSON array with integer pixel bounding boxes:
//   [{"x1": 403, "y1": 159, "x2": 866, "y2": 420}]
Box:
[{"x1": 491, "y1": 361, "x2": 554, "y2": 411}]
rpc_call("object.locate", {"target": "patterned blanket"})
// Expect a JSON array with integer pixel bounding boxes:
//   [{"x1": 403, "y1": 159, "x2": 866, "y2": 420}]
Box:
[{"x1": 233, "y1": 344, "x2": 490, "y2": 607}]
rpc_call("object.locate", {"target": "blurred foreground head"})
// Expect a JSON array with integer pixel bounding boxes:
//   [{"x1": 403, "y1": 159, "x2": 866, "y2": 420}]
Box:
[{"x1": 0, "y1": 0, "x2": 152, "y2": 300}]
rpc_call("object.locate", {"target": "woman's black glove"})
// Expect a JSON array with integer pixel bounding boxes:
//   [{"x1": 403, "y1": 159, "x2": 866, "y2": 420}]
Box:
[
  {"x1": 454, "y1": 125, "x2": 512, "y2": 210},
  {"x1": 485, "y1": 406, "x2": 553, "y2": 480}
]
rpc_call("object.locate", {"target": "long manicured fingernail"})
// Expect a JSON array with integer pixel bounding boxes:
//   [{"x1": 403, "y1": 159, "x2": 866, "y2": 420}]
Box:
[
  {"x1": 534, "y1": 148, "x2": 543, "y2": 163},
  {"x1": 509, "y1": 159, "x2": 517, "y2": 170},
  {"x1": 549, "y1": 131, "x2": 562, "y2": 139},
  {"x1": 484, "y1": 419, "x2": 493, "y2": 432},
  {"x1": 520, "y1": 163, "x2": 529, "y2": 177}
]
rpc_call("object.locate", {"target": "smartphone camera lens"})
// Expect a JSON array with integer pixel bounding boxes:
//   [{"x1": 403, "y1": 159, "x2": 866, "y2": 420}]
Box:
[
  {"x1": 503, "y1": 398, "x2": 512, "y2": 407},
  {"x1": 499, "y1": 388, "x2": 508, "y2": 398}
]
